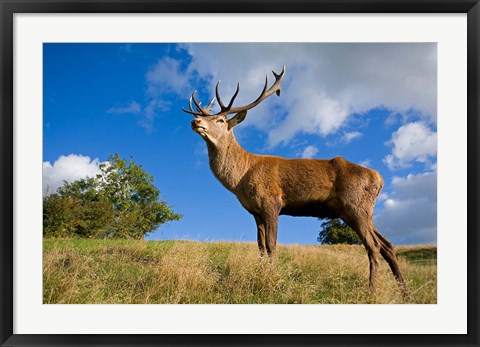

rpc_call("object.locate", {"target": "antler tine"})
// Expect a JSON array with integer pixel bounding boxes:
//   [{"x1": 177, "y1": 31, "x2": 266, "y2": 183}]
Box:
[
  {"x1": 191, "y1": 91, "x2": 203, "y2": 112},
  {"x1": 191, "y1": 91, "x2": 211, "y2": 116},
  {"x1": 182, "y1": 94, "x2": 210, "y2": 117},
  {"x1": 226, "y1": 82, "x2": 240, "y2": 110},
  {"x1": 189, "y1": 96, "x2": 196, "y2": 112},
  {"x1": 250, "y1": 74, "x2": 269, "y2": 105},
  {"x1": 204, "y1": 97, "x2": 216, "y2": 114},
  {"x1": 216, "y1": 81, "x2": 240, "y2": 113},
  {"x1": 215, "y1": 81, "x2": 226, "y2": 110},
  {"x1": 182, "y1": 106, "x2": 203, "y2": 117},
  {"x1": 181, "y1": 96, "x2": 201, "y2": 116},
  {"x1": 272, "y1": 65, "x2": 286, "y2": 96}
]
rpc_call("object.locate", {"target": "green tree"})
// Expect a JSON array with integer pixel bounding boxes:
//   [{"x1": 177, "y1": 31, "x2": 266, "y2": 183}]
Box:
[
  {"x1": 56, "y1": 177, "x2": 99, "y2": 202},
  {"x1": 43, "y1": 193, "x2": 73, "y2": 238},
  {"x1": 43, "y1": 154, "x2": 182, "y2": 239},
  {"x1": 317, "y1": 218, "x2": 362, "y2": 245},
  {"x1": 43, "y1": 193, "x2": 114, "y2": 238}
]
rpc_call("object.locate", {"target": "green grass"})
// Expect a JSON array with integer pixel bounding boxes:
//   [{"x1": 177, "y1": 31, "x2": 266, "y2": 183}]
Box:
[{"x1": 43, "y1": 239, "x2": 436, "y2": 304}]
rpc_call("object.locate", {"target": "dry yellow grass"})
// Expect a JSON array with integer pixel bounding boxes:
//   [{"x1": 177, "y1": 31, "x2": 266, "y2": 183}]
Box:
[{"x1": 43, "y1": 239, "x2": 436, "y2": 304}]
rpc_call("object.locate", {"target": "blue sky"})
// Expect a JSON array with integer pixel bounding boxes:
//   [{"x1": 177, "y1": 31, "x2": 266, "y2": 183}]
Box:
[{"x1": 43, "y1": 43, "x2": 437, "y2": 245}]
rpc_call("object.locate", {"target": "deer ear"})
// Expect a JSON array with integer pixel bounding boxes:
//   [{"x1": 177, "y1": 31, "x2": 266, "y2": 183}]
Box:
[{"x1": 227, "y1": 111, "x2": 248, "y2": 129}]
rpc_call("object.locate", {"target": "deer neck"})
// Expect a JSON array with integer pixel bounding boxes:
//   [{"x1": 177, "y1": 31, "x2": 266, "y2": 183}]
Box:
[{"x1": 206, "y1": 132, "x2": 252, "y2": 192}]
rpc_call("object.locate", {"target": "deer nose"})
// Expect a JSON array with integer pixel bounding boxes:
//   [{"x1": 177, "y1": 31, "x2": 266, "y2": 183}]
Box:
[{"x1": 192, "y1": 118, "x2": 202, "y2": 126}]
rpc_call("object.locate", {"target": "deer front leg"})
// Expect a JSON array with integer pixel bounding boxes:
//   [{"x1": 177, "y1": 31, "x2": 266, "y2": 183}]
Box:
[
  {"x1": 265, "y1": 216, "x2": 278, "y2": 258},
  {"x1": 263, "y1": 202, "x2": 281, "y2": 259},
  {"x1": 254, "y1": 214, "x2": 266, "y2": 257}
]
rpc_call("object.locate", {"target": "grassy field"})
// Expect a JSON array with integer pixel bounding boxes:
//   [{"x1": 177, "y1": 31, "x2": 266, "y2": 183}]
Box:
[{"x1": 43, "y1": 239, "x2": 436, "y2": 304}]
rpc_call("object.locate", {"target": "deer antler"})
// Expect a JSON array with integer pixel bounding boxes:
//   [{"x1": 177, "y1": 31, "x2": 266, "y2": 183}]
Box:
[
  {"x1": 215, "y1": 65, "x2": 285, "y2": 116},
  {"x1": 182, "y1": 66, "x2": 285, "y2": 117},
  {"x1": 181, "y1": 91, "x2": 215, "y2": 117}
]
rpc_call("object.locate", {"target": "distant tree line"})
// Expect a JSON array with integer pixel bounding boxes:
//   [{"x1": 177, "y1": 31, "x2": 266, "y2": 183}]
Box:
[{"x1": 43, "y1": 154, "x2": 182, "y2": 239}]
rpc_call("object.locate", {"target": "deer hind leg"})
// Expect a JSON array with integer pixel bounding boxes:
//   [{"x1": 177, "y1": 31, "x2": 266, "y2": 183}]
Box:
[
  {"x1": 342, "y1": 212, "x2": 381, "y2": 293},
  {"x1": 364, "y1": 232, "x2": 381, "y2": 294},
  {"x1": 254, "y1": 214, "x2": 266, "y2": 257},
  {"x1": 373, "y1": 228, "x2": 412, "y2": 299}
]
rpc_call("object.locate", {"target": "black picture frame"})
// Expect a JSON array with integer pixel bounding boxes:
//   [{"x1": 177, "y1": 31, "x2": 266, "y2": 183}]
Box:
[{"x1": 1, "y1": 1, "x2": 479, "y2": 346}]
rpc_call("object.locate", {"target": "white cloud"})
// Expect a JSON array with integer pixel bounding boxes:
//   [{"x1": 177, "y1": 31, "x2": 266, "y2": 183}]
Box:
[
  {"x1": 146, "y1": 56, "x2": 192, "y2": 96},
  {"x1": 377, "y1": 192, "x2": 388, "y2": 202},
  {"x1": 359, "y1": 159, "x2": 371, "y2": 167},
  {"x1": 342, "y1": 131, "x2": 363, "y2": 144},
  {"x1": 140, "y1": 99, "x2": 171, "y2": 132},
  {"x1": 375, "y1": 171, "x2": 437, "y2": 245},
  {"x1": 298, "y1": 145, "x2": 319, "y2": 159},
  {"x1": 120, "y1": 43, "x2": 436, "y2": 142},
  {"x1": 180, "y1": 43, "x2": 437, "y2": 147},
  {"x1": 109, "y1": 57, "x2": 189, "y2": 131},
  {"x1": 107, "y1": 101, "x2": 141, "y2": 115},
  {"x1": 384, "y1": 122, "x2": 437, "y2": 170},
  {"x1": 43, "y1": 154, "x2": 102, "y2": 195}
]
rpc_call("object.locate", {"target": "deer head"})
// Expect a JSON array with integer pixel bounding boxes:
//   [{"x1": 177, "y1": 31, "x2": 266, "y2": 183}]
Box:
[{"x1": 182, "y1": 66, "x2": 286, "y2": 145}]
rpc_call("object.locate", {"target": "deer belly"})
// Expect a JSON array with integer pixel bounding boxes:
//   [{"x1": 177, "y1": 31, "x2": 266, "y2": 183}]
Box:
[{"x1": 281, "y1": 200, "x2": 338, "y2": 219}]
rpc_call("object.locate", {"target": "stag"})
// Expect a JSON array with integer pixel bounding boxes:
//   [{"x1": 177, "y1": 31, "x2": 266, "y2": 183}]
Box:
[{"x1": 183, "y1": 66, "x2": 409, "y2": 296}]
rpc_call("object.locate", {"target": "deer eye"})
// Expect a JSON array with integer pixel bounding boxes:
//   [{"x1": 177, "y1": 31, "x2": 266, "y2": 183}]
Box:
[{"x1": 216, "y1": 118, "x2": 225, "y2": 123}]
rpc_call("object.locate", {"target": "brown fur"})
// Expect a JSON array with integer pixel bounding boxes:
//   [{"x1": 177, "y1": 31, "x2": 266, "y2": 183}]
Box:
[{"x1": 189, "y1": 105, "x2": 409, "y2": 298}]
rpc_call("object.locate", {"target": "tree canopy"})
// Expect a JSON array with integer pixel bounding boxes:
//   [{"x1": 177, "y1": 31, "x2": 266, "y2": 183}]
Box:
[
  {"x1": 317, "y1": 218, "x2": 362, "y2": 245},
  {"x1": 43, "y1": 154, "x2": 182, "y2": 239}
]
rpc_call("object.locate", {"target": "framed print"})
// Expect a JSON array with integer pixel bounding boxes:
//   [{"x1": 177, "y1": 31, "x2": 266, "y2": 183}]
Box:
[{"x1": 1, "y1": 0, "x2": 479, "y2": 346}]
